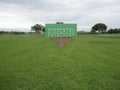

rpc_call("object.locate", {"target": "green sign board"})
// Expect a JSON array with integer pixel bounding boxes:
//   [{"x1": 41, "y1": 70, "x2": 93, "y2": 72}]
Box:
[{"x1": 45, "y1": 24, "x2": 77, "y2": 37}]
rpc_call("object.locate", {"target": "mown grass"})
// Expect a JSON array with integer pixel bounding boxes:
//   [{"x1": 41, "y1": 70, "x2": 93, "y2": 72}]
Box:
[{"x1": 0, "y1": 34, "x2": 120, "y2": 90}]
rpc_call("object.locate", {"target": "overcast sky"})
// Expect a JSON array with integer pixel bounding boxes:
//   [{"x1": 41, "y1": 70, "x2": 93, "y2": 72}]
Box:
[{"x1": 0, "y1": 0, "x2": 120, "y2": 31}]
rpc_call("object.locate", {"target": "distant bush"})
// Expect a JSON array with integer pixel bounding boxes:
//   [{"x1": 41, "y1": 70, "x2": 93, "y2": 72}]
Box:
[
  {"x1": 0, "y1": 31, "x2": 5, "y2": 35},
  {"x1": 77, "y1": 31, "x2": 102, "y2": 35},
  {"x1": 77, "y1": 31, "x2": 90, "y2": 35},
  {"x1": 10, "y1": 31, "x2": 25, "y2": 35},
  {"x1": 107, "y1": 28, "x2": 120, "y2": 34},
  {"x1": 0, "y1": 31, "x2": 25, "y2": 35}
]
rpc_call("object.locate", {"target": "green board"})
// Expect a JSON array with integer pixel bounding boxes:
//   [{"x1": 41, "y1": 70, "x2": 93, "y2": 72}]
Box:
[{"x1": 45, "y1": 24, "x2": 77, "y2": 37}]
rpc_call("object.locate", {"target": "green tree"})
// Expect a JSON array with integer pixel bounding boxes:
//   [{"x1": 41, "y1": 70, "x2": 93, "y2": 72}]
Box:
[
  {"x1": 56, "y1": 22, "x2": 64, "y2": 24},
  {"x1": 91, "y1": 23, "x2": 107, "y2": 33},
  {"x1": 31, "y1": 24, "x2": 44, "y2": 33}
]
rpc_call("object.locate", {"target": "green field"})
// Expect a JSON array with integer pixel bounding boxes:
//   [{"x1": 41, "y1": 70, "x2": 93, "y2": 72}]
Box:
[{"x1": 0, "y1": 34, "x2": 120, "y2": 90}]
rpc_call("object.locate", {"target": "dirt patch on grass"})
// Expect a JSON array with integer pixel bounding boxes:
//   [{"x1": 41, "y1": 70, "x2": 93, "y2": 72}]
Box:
[{"x1": 54, "y1": 37, "x2": 72, "y2": 48}]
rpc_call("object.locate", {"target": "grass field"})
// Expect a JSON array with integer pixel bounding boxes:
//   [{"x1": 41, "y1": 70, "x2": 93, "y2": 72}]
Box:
[{"x1": 0, "y1": 34, "x2": 120, "y2": 90}]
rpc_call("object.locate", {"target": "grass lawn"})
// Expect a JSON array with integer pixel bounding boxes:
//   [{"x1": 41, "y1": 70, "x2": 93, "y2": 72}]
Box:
[{"x1": 0, "y1": 34, "x2": 120, "y2": 90}]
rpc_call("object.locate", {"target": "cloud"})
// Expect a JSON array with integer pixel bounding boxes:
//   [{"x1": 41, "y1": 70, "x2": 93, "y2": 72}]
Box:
[{"x1": 0, "y1": 0, "x2": 120, "y2": 31}]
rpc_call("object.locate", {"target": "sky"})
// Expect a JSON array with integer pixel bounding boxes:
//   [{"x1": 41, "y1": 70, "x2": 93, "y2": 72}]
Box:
[{"x1": 0, "y1": 0, "x2": 120, "y2": 31}]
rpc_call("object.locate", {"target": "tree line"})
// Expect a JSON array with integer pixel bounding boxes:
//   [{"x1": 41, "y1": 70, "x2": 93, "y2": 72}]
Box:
[
  {"x1": 90, "y1": 23, "x2": 120, "y2": 34},
  {"x1": 31, "y1": 23, "x2": 120, "y2": 34},
  {"x1": 0, "y1": 22, "x2": 119, "y2": 35},
  {"x1": 107, "y1": 28, "x2": 120, "y2": 34},
  {"x1": 0, "y1": 31, "x2": 25, "y2": 35}
]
